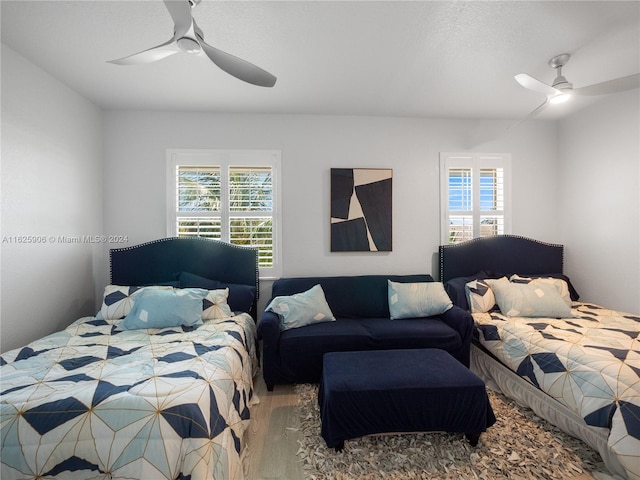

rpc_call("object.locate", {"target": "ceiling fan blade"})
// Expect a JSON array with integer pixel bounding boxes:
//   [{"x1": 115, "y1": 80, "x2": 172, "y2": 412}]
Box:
[
  {"x1": 508, "y1": 100, "x2": 549, "y2": 130},
  {"x1": 108, "y1": 38, "x2": 179, "y2": 65},
  {"x1": 514, "y1": 73, "x2": 559, "y2": 97},
  {"x1": 199, "y1": 39, "x2": 277, "y2": 87},
  {"x1": 574, "y1": 73, "x2": 640, "y2": 96},
  {"x1": 163, "y1": 0, "x2": 193, "y2": 38}
]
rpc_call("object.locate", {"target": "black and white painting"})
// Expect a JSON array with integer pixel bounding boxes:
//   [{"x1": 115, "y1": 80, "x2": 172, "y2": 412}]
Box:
[{"x1": 330, "y1": 168, "x2": 392, "y2": 252}]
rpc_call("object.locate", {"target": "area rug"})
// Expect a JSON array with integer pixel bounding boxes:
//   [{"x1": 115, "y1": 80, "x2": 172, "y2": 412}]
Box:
[{"x1": 294, "y1": 384, "x2": 607, "y2": 480}]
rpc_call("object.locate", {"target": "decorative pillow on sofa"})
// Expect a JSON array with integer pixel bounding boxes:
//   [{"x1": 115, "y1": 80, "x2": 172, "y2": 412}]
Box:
[
  {"x1": 510, "y1": 274, "x2": 572, "y2": 306},
  {"x1": 266, "y1": 284, "x2": 336, "y2": 331},
  {"x1": 100, "y1": 285, "x2": 174, "y2": 320},
  {"x1": 388, "y1": 280, "x2": 453, "y2": 319},
  {"x1": 485, "y1": 280, "x2": 573, "y2": 318},
  {"x1": 120, "y1": 288, "x2": 207, "y2": 330},
  {"x1": 465, "y1": 276, "x2": 509, "y2": 313}
]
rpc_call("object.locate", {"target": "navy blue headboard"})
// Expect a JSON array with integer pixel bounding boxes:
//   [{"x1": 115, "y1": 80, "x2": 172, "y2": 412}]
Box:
[
  {"x1": 110, "y1": 237, "x2": 259, "y2": 318},
  {"x1": 439, "y1": 235, "x2": 564, "y2": 282}
]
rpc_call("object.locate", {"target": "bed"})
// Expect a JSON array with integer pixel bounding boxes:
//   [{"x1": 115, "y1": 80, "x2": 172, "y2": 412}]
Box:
[
  {"x1": 1, "y1": 237, "x2": 260, "y2": 480},
  {"x1": 439, "y1": 235, "x2": 640, "y2": 480}
]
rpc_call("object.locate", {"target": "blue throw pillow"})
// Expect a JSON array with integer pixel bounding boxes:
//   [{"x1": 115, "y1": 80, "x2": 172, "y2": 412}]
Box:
[
  {"x1": 388, "y1": 280, "x2": 453, "y2": 319},
  {"x1": 120, "y1": 288, "x2": 207, "y2": 330},
  {"x1": 100, "y1": 285, "x2": 174, "y2": 320},
  {"x1": 266, "y1": 284, "x2": 336, "y2": 331}
]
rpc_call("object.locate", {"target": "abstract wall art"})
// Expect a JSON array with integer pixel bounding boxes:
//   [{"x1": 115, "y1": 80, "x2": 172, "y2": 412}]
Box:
[{"x1": 330, "y1": 168, "x2": 392, "y2": 252}]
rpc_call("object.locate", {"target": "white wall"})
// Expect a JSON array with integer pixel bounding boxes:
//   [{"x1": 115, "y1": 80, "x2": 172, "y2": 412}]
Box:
[
  {"x1": 0, "y1": 45, "x2": 104, "y2": 352},
  {"x1": 102, "y1": 111, "x2": 560, "y2": 312},
  {"x1": 4, "y1": 43, "x2": 637, "y2": 355},
  {"x1": 558, "y1": 90, "x2": 640, "y2": 313}
]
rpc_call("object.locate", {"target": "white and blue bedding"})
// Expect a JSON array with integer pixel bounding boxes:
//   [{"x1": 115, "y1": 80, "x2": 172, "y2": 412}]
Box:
[
  {"x1": 473, "y1": 302, "x2": 640, "y2": 480},
  {"x1": 0, "y1": 313, "x2": 258, "y2": 480}
]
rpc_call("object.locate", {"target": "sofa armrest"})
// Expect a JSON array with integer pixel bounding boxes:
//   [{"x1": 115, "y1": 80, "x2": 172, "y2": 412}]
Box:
[
  {"x1": 257, "y1": 310, "x2": 280, "y2": 339},
  {"x1": 439, "y1": 305, "x2": 474, "y2": 367},
  {"x1": 257, "y1": 311, "x2": 281, "y2": 390}
]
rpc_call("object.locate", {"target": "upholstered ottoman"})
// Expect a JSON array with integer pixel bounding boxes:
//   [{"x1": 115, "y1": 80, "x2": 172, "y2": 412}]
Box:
[{"x1": 318, "y1": 348, "x2": 496, "y2": 451}]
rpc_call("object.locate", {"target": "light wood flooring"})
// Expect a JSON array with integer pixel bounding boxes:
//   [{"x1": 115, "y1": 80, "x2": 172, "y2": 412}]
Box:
[
  {"x1": 241, "y1": 375, "x2": 305, "y2": 480},
  {"x1": 241, "y1": 373, "x2": 596, "y2": 480}
]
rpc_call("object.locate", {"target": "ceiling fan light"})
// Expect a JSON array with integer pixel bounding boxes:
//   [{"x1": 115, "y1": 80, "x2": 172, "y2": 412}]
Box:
[
  {"x1": 549, "y1": 92, "x2": 571, "y2": 104},
  {"x1": 177, "y1": 37, "x2": 201, "y2": 54}
]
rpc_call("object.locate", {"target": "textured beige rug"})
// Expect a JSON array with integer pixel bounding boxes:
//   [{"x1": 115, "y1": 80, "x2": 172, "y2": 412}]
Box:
[{"x1": 294, "y1": 384, "x2": 606, "y2": 480}]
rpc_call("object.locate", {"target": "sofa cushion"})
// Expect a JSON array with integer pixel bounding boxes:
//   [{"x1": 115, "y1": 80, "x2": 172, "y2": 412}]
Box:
[
  {"x1": 363, "y1": 317, "x2": 461, "y2": 351},
  {"x1": 271, "y1": 274, "x2": 433, "y2": 318},
  {"x1": 277, "y1": 316, "x2": 461, "y2": 383}
]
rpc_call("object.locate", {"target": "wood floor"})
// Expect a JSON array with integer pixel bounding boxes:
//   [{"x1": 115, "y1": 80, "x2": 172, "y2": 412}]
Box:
[
  {"x1": 241, "y1": 373, "x2": 597, "y2": 480},
  {"x1": 241, "y1": 375, "x2": 305, "y2": 480}
]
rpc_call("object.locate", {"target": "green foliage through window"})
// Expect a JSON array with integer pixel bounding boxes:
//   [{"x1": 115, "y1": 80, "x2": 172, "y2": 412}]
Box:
[{"x1": 176, "y1": 165, "x2": 274, "y2": 267}]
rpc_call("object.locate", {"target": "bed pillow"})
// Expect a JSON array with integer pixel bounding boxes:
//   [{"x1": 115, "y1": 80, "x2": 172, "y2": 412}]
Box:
[
  {"x1": 177, "y1": 271, "x2": 256, "y2": 313},
  {"x1": 100, "y1": 285, "x2": 174, "y2": 320},
  {"x1": 510, "y1": 273, "x2": 579, "y2": 301},
  {"x1": 388, "y1": 280, "x2": 453, "y2": 319},
  {"x1": 202, "y1": 288, "x2": 234, "y2": 321},
  {"x1": 266, "y1": 284, "x2": 336, "y2": 331},
  {"x1": 485, "y1": 280, "x2": 573, "y2": 318},
  {"x1": 120, "y1": 288, "x2": 207, "y2": 330},
  {"x1": 443, "y1": 271, "x2": 490, "y2": 310},
  {"x1": 465, "y1": 276, "x2": 509, "y2": 313},
  {"x1": 510, "y1": 274, "x2": 572, "y2": 306}
]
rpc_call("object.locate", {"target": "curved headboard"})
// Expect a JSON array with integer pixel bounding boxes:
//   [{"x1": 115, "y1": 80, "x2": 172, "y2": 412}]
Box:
[
  {"x1": 110, "y1": 237, "x2": 259, "y2": 317},
  {"x1": 439, "y1": 235, "x2": 564, "y2": 282}
]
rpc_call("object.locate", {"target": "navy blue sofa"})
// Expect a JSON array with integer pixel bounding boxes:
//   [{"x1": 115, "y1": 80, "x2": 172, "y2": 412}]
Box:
[{"x1": 257, "y1": 274, "x2": 474, "y2": 391}]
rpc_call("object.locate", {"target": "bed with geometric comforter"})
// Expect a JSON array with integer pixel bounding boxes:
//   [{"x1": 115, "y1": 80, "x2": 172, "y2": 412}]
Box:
[
  {"x1": 474, "y1": 303, "x2": 640, "y2": 479},
  {"x1": 1, "y1": 237, "x2": 261, "y2": 480},
  {"x1": 439, "y1": 235, "x2": 640, "y2": 480},
  {"x1": 0, "y1": 312, "x2": 258, "y2": 480}
]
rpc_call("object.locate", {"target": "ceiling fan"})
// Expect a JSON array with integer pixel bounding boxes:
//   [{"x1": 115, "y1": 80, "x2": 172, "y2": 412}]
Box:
[
  {"x1": 108, "y1": 0, "x2": 276, "y2": 88},
  {"x1": 514, "y1": 53, "x2": 639, "y2": 121}
]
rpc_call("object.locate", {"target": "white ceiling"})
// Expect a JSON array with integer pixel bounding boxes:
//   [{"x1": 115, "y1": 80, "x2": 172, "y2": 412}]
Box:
[{"x1": 2, "y1": 1, "x2": 639, "y2": 120}]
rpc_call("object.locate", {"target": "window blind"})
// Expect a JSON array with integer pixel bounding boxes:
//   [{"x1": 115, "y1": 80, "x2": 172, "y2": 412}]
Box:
[{"x1": 440, "y1": 153, "x2": 511, "y2": 244}]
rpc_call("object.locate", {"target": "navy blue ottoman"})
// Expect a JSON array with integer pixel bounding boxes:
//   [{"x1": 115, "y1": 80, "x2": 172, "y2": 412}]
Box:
[{"x1": 318, "y1": 348, "x2": 496, "y2": 450}]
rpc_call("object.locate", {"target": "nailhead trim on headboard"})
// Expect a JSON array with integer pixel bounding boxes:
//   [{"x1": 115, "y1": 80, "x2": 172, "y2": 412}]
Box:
[{"x1": 438, "y1": 234, "x2": 564, "y2": 282}]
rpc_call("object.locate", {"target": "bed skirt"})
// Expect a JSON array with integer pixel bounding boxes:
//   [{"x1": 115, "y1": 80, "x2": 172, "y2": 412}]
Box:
[{"x1": 470, "y1": 344, "x2": 626, "y2": 480}]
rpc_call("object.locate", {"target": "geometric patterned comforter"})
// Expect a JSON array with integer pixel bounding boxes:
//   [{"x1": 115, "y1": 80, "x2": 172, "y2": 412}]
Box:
[
  {"x1": 0, "y1": 313, "x2": 258, "y2": 480},
  {"x1": 473, "y1": 302, "x2": 640, "y2": 480}
]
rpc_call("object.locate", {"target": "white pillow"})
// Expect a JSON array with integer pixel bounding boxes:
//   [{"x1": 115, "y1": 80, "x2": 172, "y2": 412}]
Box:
[
  {"x1": 202, "y1": 288, "x2": 234, "y2": 321},
  {"x1": 465, "y1": 277, "x2": 509, "y2": 313},
  {"x1": 266, "y1": 284, "x2": 336, "y2": 331},
  {"x1": 388, "y1": 280, "x2": 453, "y2": 319},
  {"x1": 510, "y1": 275, "x2": 572, "y2": 307},
  {"x1": 486, "y1": 280, "x2": 572, "y2": 318}
]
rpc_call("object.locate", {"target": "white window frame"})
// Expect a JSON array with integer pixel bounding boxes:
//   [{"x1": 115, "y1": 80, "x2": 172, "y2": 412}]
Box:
[
  {"x1": 167, "y1": 149, "x2": 282, "y2": 279},
  {"x1": 439, "y1": 152, "x2": 512, "y2": 244}
]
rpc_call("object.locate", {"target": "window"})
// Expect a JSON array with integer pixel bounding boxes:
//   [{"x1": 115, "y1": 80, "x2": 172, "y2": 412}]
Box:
[
  {"x1": 440, "y1": 153, "x2": 511, "y2": 244},
  {"x1": 167, "y1": 149, "x2": 281, "y2": 278}
]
